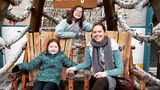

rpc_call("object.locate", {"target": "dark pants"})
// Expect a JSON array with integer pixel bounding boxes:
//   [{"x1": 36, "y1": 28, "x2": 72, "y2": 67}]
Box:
[
  {"x1": 32, "y1": 81, "x2": 58, "y2": 90},
  {"x1": 90, "y1": 76, "x2": 109, "y2": 90}
]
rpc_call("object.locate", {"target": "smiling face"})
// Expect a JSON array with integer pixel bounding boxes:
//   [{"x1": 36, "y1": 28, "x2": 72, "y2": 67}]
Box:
[
  {"x1": 48, "y1": 42, "x2": 59, "y2": 54},
  {"x1": 92, "y1": 25, "x2": 105, "y2": 43},
  {"x1": 73, "y1": 7, "x2": 83, "y2": 20}
]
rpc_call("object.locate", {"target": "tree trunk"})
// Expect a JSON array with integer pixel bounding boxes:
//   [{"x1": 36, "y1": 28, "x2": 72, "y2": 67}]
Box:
[
  {"x1": 149, "y1": 0, "x2": 160, "y2": 79},
  {"x1": 103, "y1": 0, "x2": 117, "y2": 31}
]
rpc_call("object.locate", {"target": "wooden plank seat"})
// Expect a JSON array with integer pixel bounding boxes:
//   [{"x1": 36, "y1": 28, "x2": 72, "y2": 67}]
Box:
[
  {"x1": 11, "y1": 32, "x2": 74, "y2": 90},
  {"x1": 82, "y1": 31, "x2": 150, "y2": 90}
]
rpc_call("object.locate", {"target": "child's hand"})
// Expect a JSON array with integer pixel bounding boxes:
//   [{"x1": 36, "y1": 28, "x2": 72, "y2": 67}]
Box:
[
  {"x1": 94, "y1": 72, "x2": 107, "y2": 79},
  {"x1": 66, "y1": 67, "x2": 76, "y2": 74}
]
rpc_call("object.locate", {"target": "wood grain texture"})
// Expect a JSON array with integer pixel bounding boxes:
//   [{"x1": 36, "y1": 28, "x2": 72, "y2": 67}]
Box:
[{"x1": 54, "y1": 0, "x2": 97, "y2": 8}]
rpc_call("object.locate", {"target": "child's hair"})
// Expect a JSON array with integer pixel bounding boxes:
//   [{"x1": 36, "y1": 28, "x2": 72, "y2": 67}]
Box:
[
  {"x1": 45, "y1": 39, "x2": 61, "y2": 56},
  {"x1": 67, "y1": 5, "x2": 84, "y2": 28},
  {"x1": 92, "y1": 22, "x2": 106, "y2": 32}
]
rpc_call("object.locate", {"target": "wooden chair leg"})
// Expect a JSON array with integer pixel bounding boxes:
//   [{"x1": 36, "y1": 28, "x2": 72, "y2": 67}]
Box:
[
  {"x1": 21, "y1": 74, "x2": 27, "y2": 89},
  {"x1": 84, "y1": 80, "x2": 89, "y2": 90},
  {"x1": 68, "y1": 79, "x2": 74, "y2": 90},
  {"x1": 12, "y1": 79, "x2": 18, "y2": 90},
  {"x1": 140, "y1": 80, "x2": 146, "y2": 90}
]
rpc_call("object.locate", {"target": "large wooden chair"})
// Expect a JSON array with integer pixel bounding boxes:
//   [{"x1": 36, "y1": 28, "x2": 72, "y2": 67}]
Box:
[
  {"x1": 83, "y1": 31, "x2": 150, "y2": 90},
  {"x1": 11, "y1": 32, "x2": 74, "y2": 90}
]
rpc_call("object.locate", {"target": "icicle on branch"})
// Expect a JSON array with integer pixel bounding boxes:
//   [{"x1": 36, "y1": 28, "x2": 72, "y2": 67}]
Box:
[
  {"x1": 8, "y1": 0, "x2": 22, "y2": 6},
  {"x1": 97, "y1": 1, "x2": 103, "y2": 7},
  {"x1": 134, "y1": 64, "x2": 160, "y2": 86},
  {"x1": 0, "y1": 42, "x2": 26, "y2": 78},
  {"x1": 114, "y1": 0, "x2": 142, "y2": 9},
  {"x1": 42, "y1": 11, "x2": 60, "y2": 24},
  {"x1": 5, "y1": 5, "x2": 33, "y2": 23},
  {"x1": 135, "y1": 0, "x2": 149, "y2": 11},
  {"x1": 117, "y1": 14, "x2": 160, "y2": 46},
  {"x1": 0, "y1": 27, "x2": 29, "y2": 50}
]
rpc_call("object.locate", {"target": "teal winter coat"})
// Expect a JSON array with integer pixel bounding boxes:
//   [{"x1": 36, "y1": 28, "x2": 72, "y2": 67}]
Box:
[
  {"x1": 55, "y1": 19, "x2": 93, "y2": 45},
  {"x1": 17, "y1": 51, "x2": 77, "y2": 88}
]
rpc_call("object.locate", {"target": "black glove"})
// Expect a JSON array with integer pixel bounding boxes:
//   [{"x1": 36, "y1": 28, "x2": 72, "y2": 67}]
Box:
[
  {"x1": 74, "y1": 71, "x2": 78, "y2": 75},
  {"x1": 12, "y1": 65, "x2": 19, "y2": 73}
]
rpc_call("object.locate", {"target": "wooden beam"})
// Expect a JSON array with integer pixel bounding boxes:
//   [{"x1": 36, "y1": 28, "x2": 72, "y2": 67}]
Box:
[
  {"x1": 103, "y1": 0, "x2": 117, "y2": 31},
  {"x1": 29, "y1": 0, "x2": 45, "y2": 32},
  {"x1": 150, "y1": 0, "x2": 160, "y2": 22},
  {"x1": 149, "y1": 0, "x2": 160, "y2": 79},
  {"x1": 0, "y1": 0, "x2": 10, "y2": 28},
  {"x1": 157, "y1": 48, "x2": 160, "y2": 79}
]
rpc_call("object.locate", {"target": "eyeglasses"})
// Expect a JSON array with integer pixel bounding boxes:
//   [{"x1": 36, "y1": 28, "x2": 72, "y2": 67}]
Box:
[{"x1": 74, "y1": 10, "x2": 82, "y2": 15}]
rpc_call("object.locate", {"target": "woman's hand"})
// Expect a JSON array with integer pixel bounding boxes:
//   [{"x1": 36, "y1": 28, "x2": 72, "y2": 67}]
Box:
[
  {"x1": 66, "y1": 67, "x2": 77, "y2": 74},
  {"x1": 94, "y1": 72, "x2": 107, "y2": 79}
]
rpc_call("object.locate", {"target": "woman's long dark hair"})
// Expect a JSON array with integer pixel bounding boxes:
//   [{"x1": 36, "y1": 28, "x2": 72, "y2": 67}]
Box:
[
  {"x1": 45, "y1": 39, "x2": 61, "y2": 56},
  {"x1": 67, "y1": 5, "x2": 84, "y2": 28}
]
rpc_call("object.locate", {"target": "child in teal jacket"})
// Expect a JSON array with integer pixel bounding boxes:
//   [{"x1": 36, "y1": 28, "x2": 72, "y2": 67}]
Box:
[
  {"x1": 12, "y1": 39, "x2": 77, "y2": 90},
  {"x1": 55, "y1": 5, "x2": 93, "y2": 45}
]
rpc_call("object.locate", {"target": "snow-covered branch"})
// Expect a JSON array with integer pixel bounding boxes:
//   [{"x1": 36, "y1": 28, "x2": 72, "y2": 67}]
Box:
[
  {"x1": 117, "y1": 14, "x2": 159, "y2": 45},
  {"x1": 0, "y1": 27, "x2": 29, "y2": 50},
  {"x1": 5, "y1": 5, "x2": 32, "y2": 23},
  {"x1": 0, "y1": 42, "x2": 26, "y2": 78},
  {"x1": 43, "y1": 11, "x2": 60, "y2": 24},
  {"x1": 134, "y1": 64, "x2": 160, "y2": 86},
  {"x1": 114, "y1": 0, "x2": 142, "y2": 9},
  {"x1": 114, "y1": 0, "x2": 149, "y2": 11}
]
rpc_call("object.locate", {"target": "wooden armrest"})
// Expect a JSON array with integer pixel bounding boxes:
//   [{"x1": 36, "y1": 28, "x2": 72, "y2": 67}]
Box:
[
  {"x1": 129, "y1": 69, "x2": 150, "y2": 82},
  {"x1": 71, "y1": 45, "x2": 86, "y2": 50},
  {"x1": 66, "y1": 71, "x2": 75, "y2": 80},
  {"x1": 22, "y1": 46, "x2": 27, "y2": 50},
  {"x1": 8, "y1": 71, "x2": 29, "y2": 81},
  {"x1": 8, "y1": 71, "x2": 24, "y2": 81},
  {"x1": 84, "y1": 69, "x2": 91, "y2": 80},
  {"x1": 123, "y1": 45, "x2": 135, "y2": 50}
]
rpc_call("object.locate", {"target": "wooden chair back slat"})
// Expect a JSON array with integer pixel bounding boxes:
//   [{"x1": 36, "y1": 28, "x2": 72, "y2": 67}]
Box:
[
  {"x1": 105, "y1": 31, "x2": 118, "y2": 41},
  {"x1": 60, "y1": 39, "x2": 66, "y2": 51},
  {"x1": 59, "y1": 38, "x2": 66, "y2": 80},
  {"x1": 117, "y1": 32, "x2": 125, "y2": 61},
  {"x1": 84, "y1": 33, "x2": 92, "y2": 61},
  {"x1": 26, "y1": 33, "x2": 35, "y2": 81},
  {"x1": 34, "y1": 33, "x2": 41, "y2": 58},
  {"x1": 31, "y1": 33, "x2": 41, "y2": 80},
  {"x1": 122, "y1": 32, "x2": 132, "y2": 77},
  {"x1": 85, "y1": 32, "x2": 92, "y2": 45},
  {"x1": 61, "y1": 39, "x2": 72, "y2": 80},
  {"x1": 52, "y1": 32, "x2": 59, "y2": 40},
  {"x1": 41, "y1": 32, "x2": 52, "y2": 52}
]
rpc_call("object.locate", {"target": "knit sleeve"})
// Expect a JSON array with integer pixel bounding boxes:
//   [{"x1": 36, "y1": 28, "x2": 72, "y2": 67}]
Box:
[
  {"x1": 81, "y1": 21, "x2": 93, "y2": 32},
  {"x1": 55, "y1": 19, "x2": 77, "y2": 38},
  {"x1": 105, "y1": 50, "x2": 124, "y2": 76},
  {"x1": 75, "y1": 46, "x2": 92, "y2": 70},
  {"x1": 17, "y1": 53, "x2": 43, "y2": 71},
  {"x1": 61, "y1": 53, "x2": 77, "y2": 68}
]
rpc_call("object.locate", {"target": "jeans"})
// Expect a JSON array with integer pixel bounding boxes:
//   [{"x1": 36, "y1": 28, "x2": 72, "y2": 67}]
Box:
[
  {"x1": 32, "y1": 81, "x2": 58, "y2": 90},
  {"x1": 90, "y1": 76, "x2": 109, "y2": 90}
]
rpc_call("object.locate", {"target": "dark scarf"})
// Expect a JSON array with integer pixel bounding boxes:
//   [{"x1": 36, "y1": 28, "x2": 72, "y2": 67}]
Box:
[{"x1": 91, "y1": 36, "x2": 114, "y2": 74}]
